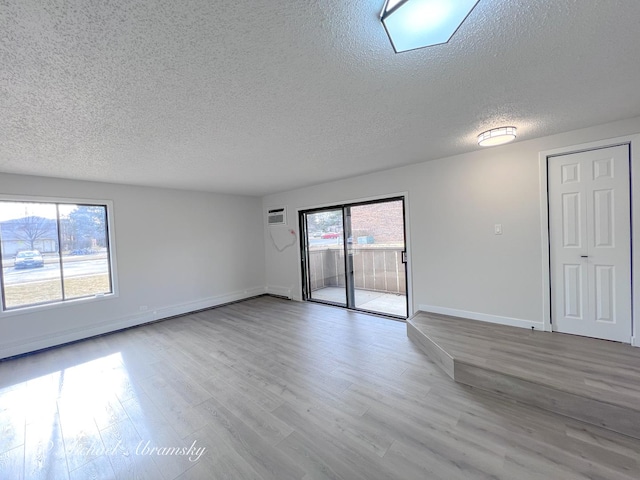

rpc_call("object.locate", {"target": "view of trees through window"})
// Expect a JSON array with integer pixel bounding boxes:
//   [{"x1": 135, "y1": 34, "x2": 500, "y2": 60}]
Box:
[{"x1": 0, "y1": 201, "x2": 112, "y2": 310}]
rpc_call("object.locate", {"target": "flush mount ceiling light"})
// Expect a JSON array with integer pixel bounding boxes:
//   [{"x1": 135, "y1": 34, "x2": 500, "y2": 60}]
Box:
[
  {"x1": 477, "y1": 126, "x2": 517, "y2": 147},
  {"x1": 380, "y1": 0, "x2": 480, "y2": 53}
]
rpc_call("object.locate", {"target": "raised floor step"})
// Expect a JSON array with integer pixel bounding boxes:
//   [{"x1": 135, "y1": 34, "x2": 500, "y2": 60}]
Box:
[{"x1": 408, "y1": 312, "x2": 640, "y2": 439}]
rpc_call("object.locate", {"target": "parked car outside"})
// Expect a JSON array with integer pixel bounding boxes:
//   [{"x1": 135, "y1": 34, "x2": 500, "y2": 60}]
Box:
[
  {"x1": 321, "y1": 232, "x2": 341, "y2": 239},
  {"x1": 14, "y1": 250, "x2": 45, "y2": 269},
  {"x1": 70, "y1": 248, "x2": 96, "y2": 255}
]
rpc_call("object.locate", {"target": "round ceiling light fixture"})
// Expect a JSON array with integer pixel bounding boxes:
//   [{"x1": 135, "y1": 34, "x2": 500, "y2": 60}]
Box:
[{"x1": 477, "y1": 126, "x2": 517, "y2": 147}]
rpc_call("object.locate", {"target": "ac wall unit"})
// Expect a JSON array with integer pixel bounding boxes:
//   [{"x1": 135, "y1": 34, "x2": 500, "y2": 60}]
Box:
[{"x1": 267, "y1": 207, "x2": 287, "y2": 226}]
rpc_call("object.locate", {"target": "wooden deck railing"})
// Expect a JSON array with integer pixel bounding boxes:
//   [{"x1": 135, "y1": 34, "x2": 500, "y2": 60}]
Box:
[{"x1": 308, "y1": 247, "x2": 406, "y2": 294}]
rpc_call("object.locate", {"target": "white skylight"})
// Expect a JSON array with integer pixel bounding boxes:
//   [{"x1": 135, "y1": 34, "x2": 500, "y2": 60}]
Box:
[{"x1": 381, "y1": 0, "x2": 480, "y2": 53}]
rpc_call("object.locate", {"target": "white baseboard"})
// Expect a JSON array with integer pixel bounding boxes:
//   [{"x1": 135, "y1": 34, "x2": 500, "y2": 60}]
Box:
[
  {"x1": 0, "y1": 286, "x2": 267, "y2": 359},
  {"x1": 265, "y1": 285, "x2": 293, "y2": 299},
  {"x1": 152, "y1": 286, "x2": 266, "y2": 319},
  {"x1": 632, "y1": 336, "x2": 638, "y2": 347},
  {"x1": 417, "y1": 304, "x2": 544, "y2": 330}
]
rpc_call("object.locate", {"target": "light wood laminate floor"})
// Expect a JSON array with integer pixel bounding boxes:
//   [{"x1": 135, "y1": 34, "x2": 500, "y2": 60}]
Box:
[
  {"x1": 410, "y1": 312, "x2": 640, "y2": 409},
  {"x1": 408, "y1": 312, "x2": 640, "y2": 440},
  {"x1": 1, "y1": 296, "x2": 639, "y2": 479}
]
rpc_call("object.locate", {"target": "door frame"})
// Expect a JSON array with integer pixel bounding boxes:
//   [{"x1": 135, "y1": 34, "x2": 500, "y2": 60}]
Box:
[
  {"x1": 538, "y1": 134, "x2": 640, "y2": 346},
  {"x1": 297, "y1": 193, "x2": 412, "y2": 319}
]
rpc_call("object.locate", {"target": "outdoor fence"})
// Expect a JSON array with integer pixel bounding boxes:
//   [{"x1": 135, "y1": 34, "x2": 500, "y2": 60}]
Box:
[{"x1": 308, "y1": 247, "x2": 406, "y2": 294}]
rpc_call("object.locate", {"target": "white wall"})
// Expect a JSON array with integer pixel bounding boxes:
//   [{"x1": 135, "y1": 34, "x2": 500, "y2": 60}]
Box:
[
  {"x1": 263, "y1": 116, "x2": 640, "y2": 332},
  {"x1": 0, "y1": 173, "x2": 266, "y2": 358}
]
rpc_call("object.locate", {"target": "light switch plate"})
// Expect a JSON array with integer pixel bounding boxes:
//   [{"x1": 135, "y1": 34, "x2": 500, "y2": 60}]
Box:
[{"x1": 494, "y1": 224, "x2": 503, "y2": 235}]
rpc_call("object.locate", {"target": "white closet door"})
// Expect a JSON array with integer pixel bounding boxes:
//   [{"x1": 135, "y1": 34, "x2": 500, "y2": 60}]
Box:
[{"x1": 549, "y1": 145, "x2": 631, "y2": 342}]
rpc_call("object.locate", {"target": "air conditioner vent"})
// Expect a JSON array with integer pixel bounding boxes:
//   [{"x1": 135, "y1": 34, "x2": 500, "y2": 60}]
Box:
[{"x1": 267, "y1": 206, "x2": 287, "y2": 226}]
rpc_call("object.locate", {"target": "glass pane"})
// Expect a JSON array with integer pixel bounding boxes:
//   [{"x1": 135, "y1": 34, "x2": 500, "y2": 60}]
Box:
[
  {"x1": 58, "y1": 205, "x2": 112, "y2": 300},
  {"x1": 383, "y1": 0, "x2": 478, "y2": 52},
  {"x1": 0, "y1": 202, "x2": 63, "y2": 309},
  {"x1": 350, "y1": 200, "x2": 407, "y2": 317},
  {"x1": 306, "y1": 209, "x2": 346, "y2": 305}
]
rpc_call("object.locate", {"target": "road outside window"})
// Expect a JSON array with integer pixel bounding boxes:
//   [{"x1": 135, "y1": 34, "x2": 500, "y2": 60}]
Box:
[{"x1": 0, "y1": 201, "x2": 113, "y2": 310}]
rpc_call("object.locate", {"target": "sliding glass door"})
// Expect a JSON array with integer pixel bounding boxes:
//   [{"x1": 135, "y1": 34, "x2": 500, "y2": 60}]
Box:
[
  {"x1": 303, "y1": 209, "x2": 347, "y2": 305},
  {"x1": 349, "y1": 200, "x2": 407, "y2": 317},
  {"x1": 300, "y1": 197, "x2": 408, "y2": 318}
]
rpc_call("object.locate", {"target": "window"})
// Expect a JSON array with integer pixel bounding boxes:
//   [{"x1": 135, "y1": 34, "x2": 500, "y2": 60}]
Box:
[{"x1": 0, "y1": 199, "x2": 114, "y2": 311}]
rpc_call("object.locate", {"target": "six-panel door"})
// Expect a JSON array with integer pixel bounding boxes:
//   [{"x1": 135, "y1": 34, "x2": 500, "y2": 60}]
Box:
[{"x1": 549, "y1": 145, "x2": 632, "y2": 342}]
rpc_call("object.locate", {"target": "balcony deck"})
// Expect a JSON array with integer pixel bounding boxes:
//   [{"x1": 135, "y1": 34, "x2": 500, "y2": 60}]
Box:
[{"x1": 311, "y1": 286, "x2": 407, "y2": 317}]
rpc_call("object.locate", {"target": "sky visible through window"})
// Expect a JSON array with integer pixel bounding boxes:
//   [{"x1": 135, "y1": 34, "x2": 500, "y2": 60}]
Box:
[{"x1": 0, "y1": 202, "x2": 59, "y2": 221}]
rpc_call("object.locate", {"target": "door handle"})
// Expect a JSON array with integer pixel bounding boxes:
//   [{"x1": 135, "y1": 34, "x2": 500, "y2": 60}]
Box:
[{"x1": 581, "y1": 255, "x2": 588, "y2": 258}]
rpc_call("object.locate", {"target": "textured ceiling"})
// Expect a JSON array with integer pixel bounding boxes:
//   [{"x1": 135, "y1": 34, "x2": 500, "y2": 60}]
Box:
[{"x1": 1, "y1": 0, "x2": 640, "y2": 196}]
